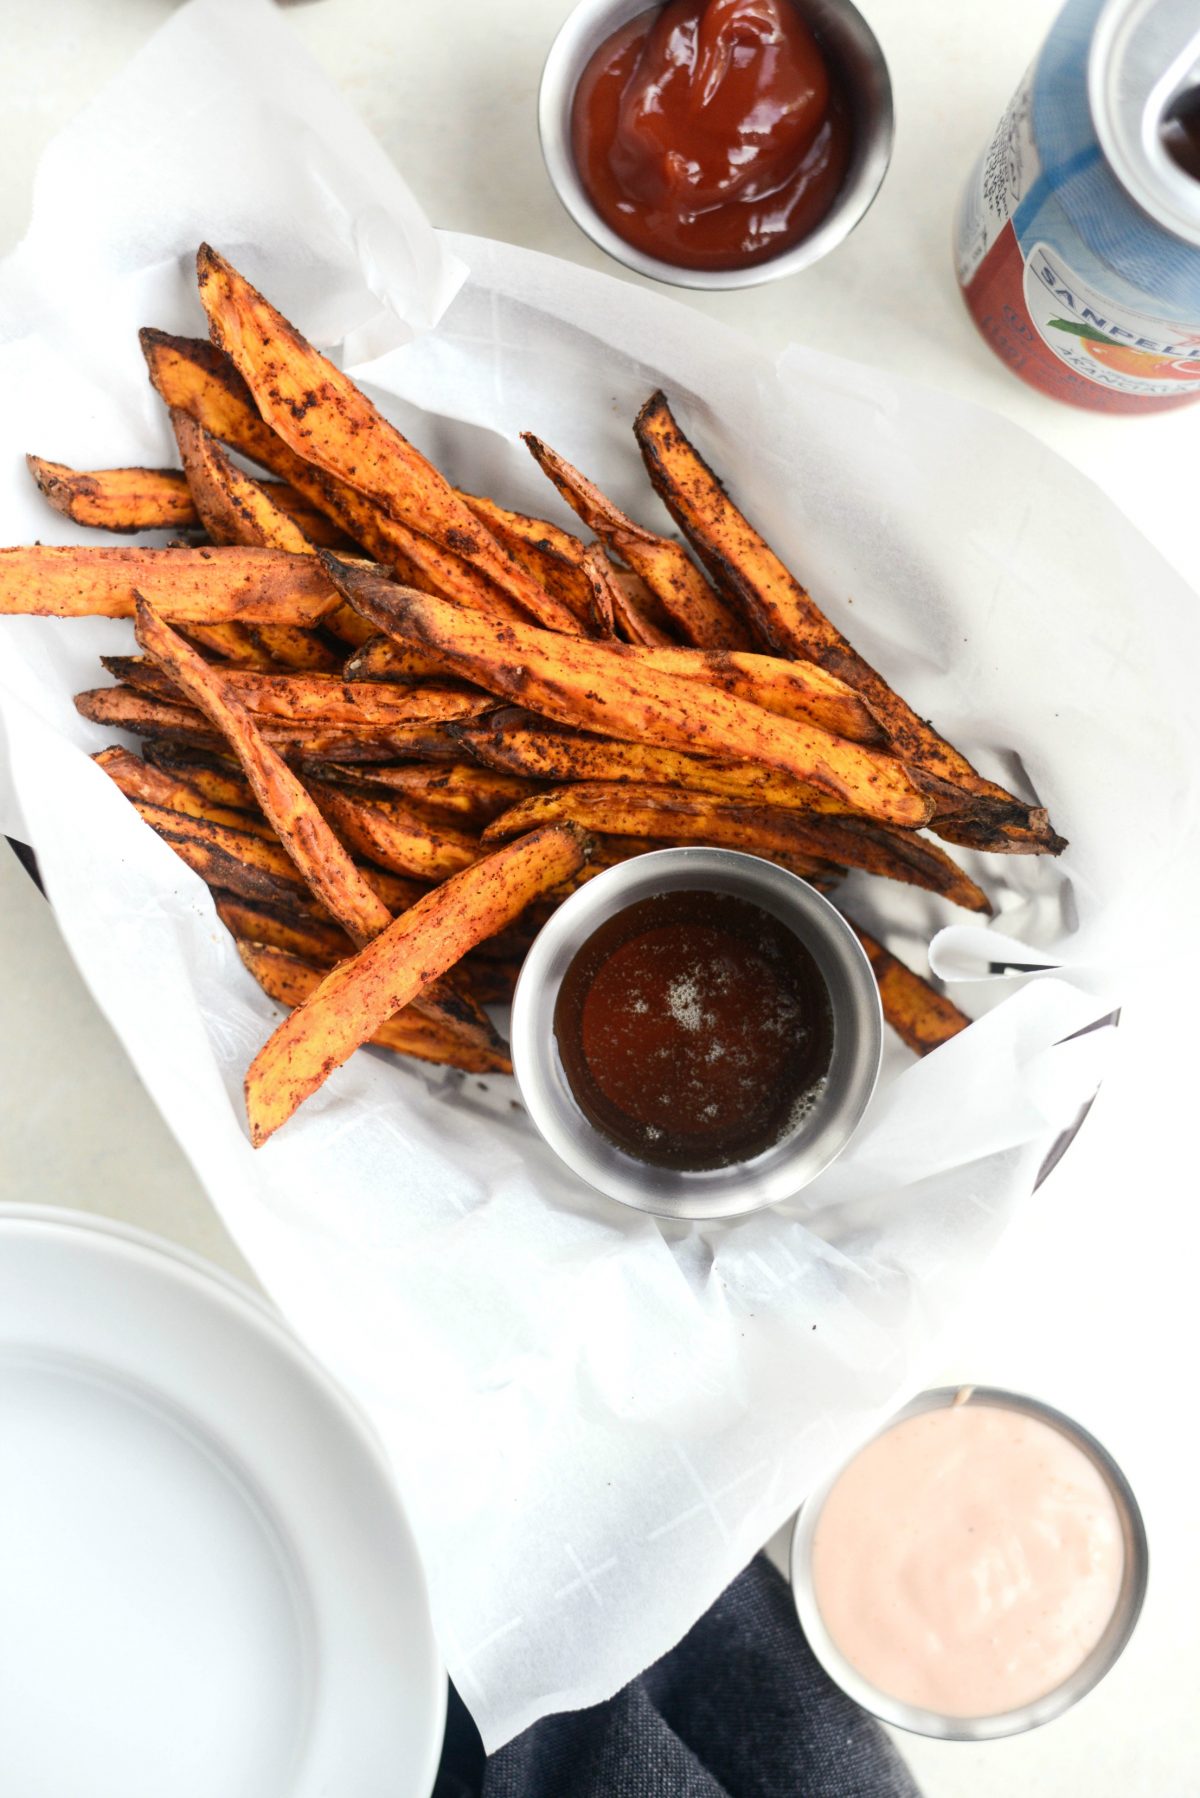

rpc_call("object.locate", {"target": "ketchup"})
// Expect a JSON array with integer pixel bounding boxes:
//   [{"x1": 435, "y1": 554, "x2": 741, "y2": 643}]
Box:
[
  {"x1": 553, "y1": 889, "x2": 833, "y2": 1171},
  {"x1": 571, "y1": 0, "x2": 852, "y2": 272}
]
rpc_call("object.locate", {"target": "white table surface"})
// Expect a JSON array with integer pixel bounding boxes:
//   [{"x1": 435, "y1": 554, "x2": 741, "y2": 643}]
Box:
[{"x1": 2, "y1": 3, "x2": 1197, "y2": 1793}]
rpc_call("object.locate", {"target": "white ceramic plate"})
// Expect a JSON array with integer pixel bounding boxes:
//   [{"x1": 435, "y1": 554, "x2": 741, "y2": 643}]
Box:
[{"x1": 0, "y1": 1207, "x2": 445, "y2": 1798}]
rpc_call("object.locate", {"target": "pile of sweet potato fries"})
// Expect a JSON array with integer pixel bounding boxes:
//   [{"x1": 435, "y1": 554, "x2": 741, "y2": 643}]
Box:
[{"x1": 0, "y1": 246, "x2": 1063, "y2": 1146}]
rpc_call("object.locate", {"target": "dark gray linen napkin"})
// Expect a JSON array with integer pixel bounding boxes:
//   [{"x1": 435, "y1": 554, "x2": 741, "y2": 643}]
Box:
[{"x1": 435, "y1": 1555, "x2": 920, "y2": 1798}]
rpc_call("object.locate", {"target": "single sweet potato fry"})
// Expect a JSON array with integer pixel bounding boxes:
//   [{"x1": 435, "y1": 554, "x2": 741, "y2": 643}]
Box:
[
  {"x1": 196, "y1": 246, "x2": 580, "y2": 633},
  {"x1": 0, "y1": 545, "x2": 340, "y2": 623},
  {"x1": 322, "y1": 556, "x2": 932, "y2": 828},
  {"x1": 142, "y1": 740, "x2": 258, "y2": 810},
  {"x1": 480, "y1": 783, "x2": 990, "y2": 911},
  {"x1": 181, "y1": 621, "x2": 281, "y2": 666},
  {"x1": 214, "y1": 895, "x2": 354, "y2": 965},
  {"x1": 135, "y1": 600, "x2": 393, "y2": 945},
  {"x1": 301, "y1": 759, "x2": 534, "y2": 826},
  {"x1": 622, "y1": 644, "x2": 885, "y2": 742},
  {"x1": 451, "y1": 710, "x2": 859, "y2": 815},
  {"x1": 849, "y1": 924, "x2": 971, "y2": 1054},
  {"x1": 462, "y1": 493, "x2": 595, "y2": 623},
  {"x1": 236, "y1": 942, "x2": 511, "y2": 1075},
  {"x1": 634, "y1": 392, "x2": 1064, "y2": 852},
  {"x1": 77, "y1": 685, "x2": 470, "y2": 763},
  {"x1": 95, "y1": 745, "x2": 275, "y2": 839},
  {"x1": 76, "y1": 685, "x2": 226, "y2": 744},
  {"x1": 102, "y1": 656, "x2": 492, "y2": 728},
  {"x1": 172, "y1": 409, "x2": 311, "y2": 553},
  {"x1": 304, "y1": 777, "x2": 480, "y2": 883},
  {"x1": 244, "y1": 822, "x2": 588, "y2": 1144},
  {"x1": 343, "y1": 637, "x2": 454, "y2": 683},
  {"x1": 583, "y1": 547, "x2": 671, "y2": 647},
  {"x1": 523, "y1": 433, "x2": 750, "y2": 649},
  {"x1": 122, "y1": 796, "x2": 324, "y2": 909},
  {"x1": 26, "y1": 457, "x2": 197, "y2": 533}
]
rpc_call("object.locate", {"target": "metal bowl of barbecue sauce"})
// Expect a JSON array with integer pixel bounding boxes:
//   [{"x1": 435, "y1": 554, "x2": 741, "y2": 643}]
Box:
[{"x1": 510, "y1": 848, "x2": 882, "y2": 1219}]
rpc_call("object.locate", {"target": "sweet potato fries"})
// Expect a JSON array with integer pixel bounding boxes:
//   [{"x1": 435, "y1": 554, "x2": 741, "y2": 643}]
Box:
[{"x1": 2, "y1": 245, "x2": 1063, "y2": 1142}]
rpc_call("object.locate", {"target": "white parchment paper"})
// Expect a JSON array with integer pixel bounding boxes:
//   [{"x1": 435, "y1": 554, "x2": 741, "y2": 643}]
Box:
[{"x1": 2, "y1": 0, "x2": 1198, "y2": 1749}]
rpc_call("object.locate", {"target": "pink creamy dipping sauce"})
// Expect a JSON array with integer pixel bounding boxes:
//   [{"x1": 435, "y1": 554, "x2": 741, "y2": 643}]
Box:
[{"x1": 809, "y1": 1400, "x2": 1127, "y2": 1720}]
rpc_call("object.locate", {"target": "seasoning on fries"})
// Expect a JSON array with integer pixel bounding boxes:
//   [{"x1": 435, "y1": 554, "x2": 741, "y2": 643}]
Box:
[{"x1": 0, "y1": 243, "x2": 1064, "y2": 1143}]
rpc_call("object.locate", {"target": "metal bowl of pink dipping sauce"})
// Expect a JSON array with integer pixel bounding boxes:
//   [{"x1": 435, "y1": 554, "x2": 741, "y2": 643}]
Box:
[{"x1": 789, "y1": 1385, "x2": 1148, "y2": 1740}]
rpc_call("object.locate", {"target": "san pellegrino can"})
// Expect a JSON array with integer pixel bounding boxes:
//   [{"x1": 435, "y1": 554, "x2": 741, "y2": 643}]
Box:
[{"x1": 955, "y1": 0, "x2": 1200, "y2": 412}]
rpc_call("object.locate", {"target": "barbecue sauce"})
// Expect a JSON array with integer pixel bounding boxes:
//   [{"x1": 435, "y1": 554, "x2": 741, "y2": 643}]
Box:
[
  {"x1": 570, "y1": 0, "x2": 852, "y2": 272},
  {"x1": 554, "y1": 889, "x2": 833, "y2": 1170}
]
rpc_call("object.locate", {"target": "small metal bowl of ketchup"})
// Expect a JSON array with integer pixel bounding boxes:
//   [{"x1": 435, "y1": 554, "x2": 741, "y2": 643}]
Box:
[
  {"x1": 538, "y1": 0, "x2": 894, "y2": 290},
  {"x1": 510, "y1": 847, "x2": 882, "y2": 1219}
]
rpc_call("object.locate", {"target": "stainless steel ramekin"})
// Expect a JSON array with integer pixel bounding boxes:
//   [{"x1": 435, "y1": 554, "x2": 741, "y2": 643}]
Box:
[
  {"x1": 510, "y1": 847, "x2": 882, "y2": 1219},
  {"x1": 790, "y1": 1386, "x2": 1149, "y2": 1741},
  {"x1": 537, "y1": 0, "x2": 894, "y2": 290}
]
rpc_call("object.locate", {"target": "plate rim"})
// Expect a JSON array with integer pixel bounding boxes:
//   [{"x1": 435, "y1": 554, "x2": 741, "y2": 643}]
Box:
[{"x1": 0, "y1": 1201, "x2": 449, "y2": 1798}]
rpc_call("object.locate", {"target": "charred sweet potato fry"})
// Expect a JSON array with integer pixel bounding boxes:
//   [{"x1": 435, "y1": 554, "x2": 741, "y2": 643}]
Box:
[
  {"x1": 849, "y1": 924, "x2": 971, "y2": 1054},
  {"x1": 579, "y1": 548, "x2": 616, "y2": 637},
  {"x1": 121, "y1": 797, "x2": 326, "y2": 909},
  {"x1": 605, "y1": 562, "x2": 676, "y2": 646},
  {"x1": 452, "y1": 710, "x2": 861, "y2": 815},
  {"x1": 135, "y1": 600, "x2": 394, "y2": 945},
  {"x1": 180, "y1": 622, "x2": 281, "y2": 666},
  {"x1": 481, "y1": 783, "x2": 990, "y2": 911},
  {"x1": 26, "y1": 453, "x2": 351, "y2": 547},
  {"x1": 624, "y1": 644, "x2": 885, "y2": 742},
  {"x1": 235, "y1": 942, "x2": 512, "y2": 1076},
  {"x1": 76, "y1": 685, "x2": 229, "y2": 746},
  {"x1": 26, "y1": 457, "x2": 198, "y2": 533},
  {"x1": 583, "y1": 547, "x2": 670, "y2": 647},
  {"x1": 634, "y1": 392, "x2": 1063, "y2": 853},
  {"x1": 95, "y1": 745, "x2": 276, "y2": 838},
  {"x1": 0, "y1": 545, "x2": 340, "y2": 623},
  {"x1": 244, "y1": 823, "x2": 588, "y2": 1143},
  {"x1": 303, "y1": 777, "x2": 480, "y2": 883},
  {"x1": 301, "y1": 759, "x2": 534, "y2": 826},
  {"x1": 196, "y1": 246, "x2": 580, "y2": 634},
  {"x1": 323, "y1": 556, "x2": 931, "y2": 828},
  {"x1": 214, "y1": 895, "x2": 354, "y2": 965},
  {"x1": 142, "y1": 740, "x2": 258, "y2": 810},
  {"x1": 462, "y1": 493, "x2": 595, "y2": 623},
  {"x1": 523, "y1": 433, "x2": 749, "y2": 649},
  {"x1": 102, "y1": 656, "x2": 492, "y2": 728},
  {"x1": 343, "y1": 638, "x2": 454, "y2": 683},
  {"x1": 172, "y1": 409, "x2": 312, "y2": 555},
  {"x1": 77, "y1": 683, "x2": 471, "y2": 764}
]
